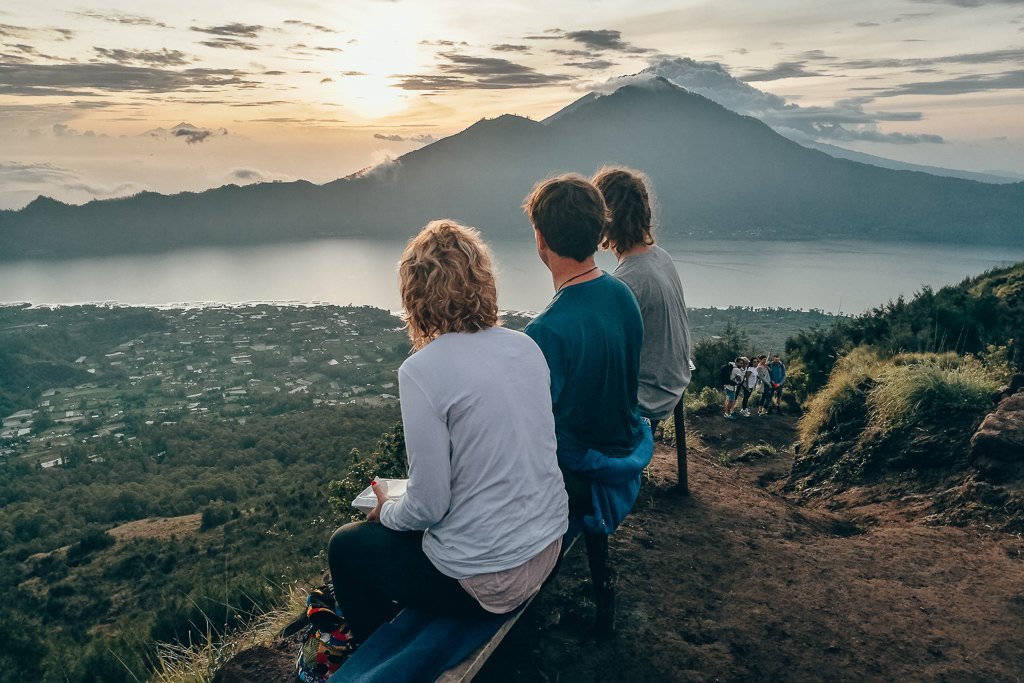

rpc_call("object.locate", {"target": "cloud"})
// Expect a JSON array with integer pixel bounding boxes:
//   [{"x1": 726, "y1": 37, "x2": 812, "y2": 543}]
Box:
[
  {"x1": 563, "y1": 59, "x2": 617, "y2": 71},
  {"x1": 600, "y1": 57, "x2": 944, "y2": 145},
  {"x1": 563, "y1": 29, "x2": 650, "y2": 54},
  {"x1": 740, "y1": 61, "x2": 824, "y2": 81},
  {"x1": 92, "y1": 47, "x2": 191, "y2": 66},
  {"x1": 373, "y1": 132, "x2": 435, "y2": 143},
  {"x1": 143, "y1": 122, "x2": 228, "y2": 144},
  {"x1": 227, "y1": 167, "x2": 292, "y2": 184},
  {"x1": 910, "y1": 0, "x2": 1024, "y2": 6},
  {"x1": 801, "y1": 47, "x2": 1024, "y2": 69},
  {"x1": 52, "y1": 123, "x2": 97, "y2": 137},
  {"x1": 2, "y1": 43, "x2": 66, "y2": 62},
  {"x1": 870, "y1": 69, "x2": 1024, "y2": 96},
  {"x1": 491, "y1": 44, "x2": 530, "y2": 53},
  {"x1": 392, "y1": 52, "x2": 571, "y2": 90},
  {"x1": 246, "y1": 116, "x2": 345, "y2": 124},
  {"x1": 320, "y1": 77, "x2": 334, "y2": 83},
  {"x1": 0, "y1": 63, "x2": 257, "y2": 95},
  {"x1": 355, "y1": 153, "x2": 401, "y2": 182},
  {"x1": 283, "y1": 20, "x2": 337, "y2": 33},
  {"x1": 0, "y1": 23, "x2": 30, "y2": 37},
  {"x1": 71, "y1": 11, "x2": 169, "y2": 28},
  {"x1": 419, "y1": 39, "x2": 469, "y2": 47},
  {"x1": 0, "y1": 161, "x2": 144, "y2": 209},
  {"x1": 191, "y1": 23, "x2": 263, "y2": 38},
  {"x1": 200, "y1": 38, "x2": 259, "y2": 51},
  {"x1": 286, "y1": 42, "x2": 345, "y2": 57},
  {"x1": 525, "y1": 28, "x2": 650, "y2": 54}
]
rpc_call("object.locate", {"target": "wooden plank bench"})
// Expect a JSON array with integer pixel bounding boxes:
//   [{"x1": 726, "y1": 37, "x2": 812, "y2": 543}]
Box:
[
  {"x1": 436, "y1": 528, "x2": 581, "y2": 682},
  {"x1": 333, "y1": 524, "x2": 581, "y2": 683}
]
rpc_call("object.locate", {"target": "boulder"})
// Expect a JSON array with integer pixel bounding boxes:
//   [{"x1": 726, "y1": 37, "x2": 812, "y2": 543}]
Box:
[{"x1": 971, "y1": 393, "x2": 1024, "y2": 482}]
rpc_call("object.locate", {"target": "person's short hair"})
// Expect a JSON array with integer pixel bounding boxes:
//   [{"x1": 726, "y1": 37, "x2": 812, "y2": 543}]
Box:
[
  {"x1": 735, "y1": 356, "x2": 746, "y2": 365},
  {"x1": 591, "y1": 166, "x2": 655, "y2": 255},
  {"x1": 399, "y1": 220, "x2": 499, "y2": 350},
  {"x1": 523, "y1": 173, "x2": 608, "y2": 262}
]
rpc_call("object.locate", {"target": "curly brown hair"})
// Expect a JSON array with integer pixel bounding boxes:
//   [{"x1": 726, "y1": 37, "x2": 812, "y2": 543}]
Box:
[
  {"x1": 592, "y1": 166, "x2": 655, "y2": 255},
  {"x1": 399, "y1": 220, "x2": 500, "y2": 350}
]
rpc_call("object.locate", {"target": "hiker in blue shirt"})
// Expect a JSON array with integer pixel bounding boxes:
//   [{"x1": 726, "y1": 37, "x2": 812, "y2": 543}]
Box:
[
  {"x1": 769, "y1": 354, "x2": 787, "y2": 415},
  {"x1": 522, "y1": 173, "x2": 653, "y2": 635}
]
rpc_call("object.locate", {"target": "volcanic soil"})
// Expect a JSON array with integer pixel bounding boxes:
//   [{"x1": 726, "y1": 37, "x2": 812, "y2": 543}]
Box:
[{"x1": 219, "y1": 413, "x2": 1024, "y2": 682}]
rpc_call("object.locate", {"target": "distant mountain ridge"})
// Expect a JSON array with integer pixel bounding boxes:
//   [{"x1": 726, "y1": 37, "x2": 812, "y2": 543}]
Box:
[{"x1": 2, "y1": 77, "x2": 1021, "y2": 260}]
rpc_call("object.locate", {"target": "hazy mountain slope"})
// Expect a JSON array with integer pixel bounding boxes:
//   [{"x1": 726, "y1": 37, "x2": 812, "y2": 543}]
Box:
[
  {"x1": 800, "y1": 140, "x2": 1018, "y2": 185},
  {"x1": 1, "y1": 79, "x2": 1021, "y2": 259}
]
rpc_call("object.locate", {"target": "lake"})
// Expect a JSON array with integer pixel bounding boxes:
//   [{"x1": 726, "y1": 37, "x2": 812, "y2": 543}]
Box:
[{"x1": 1, "y1": 238, "x2": 1020, "y2": 314}]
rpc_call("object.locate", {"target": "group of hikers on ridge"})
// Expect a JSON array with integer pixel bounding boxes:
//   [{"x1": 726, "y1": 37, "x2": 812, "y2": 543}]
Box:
[
  {"x1": 303, "y1": 166, "x2": 693, "y2": 679},
  {"x1": 722, "y1": 354, "x2": 787, "y2": 419}
]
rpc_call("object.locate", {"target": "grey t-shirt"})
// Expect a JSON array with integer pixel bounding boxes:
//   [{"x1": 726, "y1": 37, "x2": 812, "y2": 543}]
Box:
[{"x1": 613, "y1": 244, "x2": 692, "y2": 420}]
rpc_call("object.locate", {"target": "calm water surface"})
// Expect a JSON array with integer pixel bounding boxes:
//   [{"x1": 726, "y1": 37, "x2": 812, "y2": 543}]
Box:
[{"x1": 1, "y1": 239, "x2": 1020, "y2": 314}]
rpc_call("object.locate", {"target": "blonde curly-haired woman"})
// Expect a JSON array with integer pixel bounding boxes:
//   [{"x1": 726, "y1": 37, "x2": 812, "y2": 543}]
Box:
[{"x1": 328, "y1": 220, "x2": 569, "y2": 646}]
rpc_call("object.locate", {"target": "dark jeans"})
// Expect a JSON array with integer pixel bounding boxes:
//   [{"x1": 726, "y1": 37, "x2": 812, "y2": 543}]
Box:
[
  {"x1": 328, "y1": 522, "x2": 487, "y2": 642},
  {"x1": 760, "y1": 385, "x2": 775, "y2": 410},
  {"x1": 740, "y1": 386, "x2": 753, "y2": 409}
]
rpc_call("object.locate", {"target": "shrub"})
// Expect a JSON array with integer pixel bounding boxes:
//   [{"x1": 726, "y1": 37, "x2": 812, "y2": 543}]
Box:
[
  {"x1": 685, "y1": 386, "x2": 725, "y2": 416},
  {"x1": 867, "y1": 358, "x2": 1000, "y2": 435},
  {"x1": 200, "y1": 503, "x2": 232, "y2": 530},
  {"x1": 798, "y1": 346, "x2": 881, "y2": 448},
  {"x1": 327, "y1": 423, "x2": 407, "y2": 522},
  {"x1": 799, "y1": 349, "x2": 1000, "y2": 448},
  {"x1": 66, "y1": 527, "x2": 116, "y2": 565},
  {"x1": 689, "y1": 323, "x2": 750, "y2": 391},
  {"x1": 730, "y1": 442, "x2": 779, "y2": 464}
]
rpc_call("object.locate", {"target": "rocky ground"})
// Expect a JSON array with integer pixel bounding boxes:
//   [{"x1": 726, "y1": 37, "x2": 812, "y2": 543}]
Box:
[{"x1": 218, "y1": 411, "x2": 1024, "y2": 682}]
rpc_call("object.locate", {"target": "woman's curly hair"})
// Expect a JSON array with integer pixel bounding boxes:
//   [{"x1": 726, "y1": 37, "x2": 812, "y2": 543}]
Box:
[
  {"x1": 592, "y1": 166, "x2": 656, "y2": 255},
  {"x1": 399, "y1": 220, "x2": 499, "y2": 350}
]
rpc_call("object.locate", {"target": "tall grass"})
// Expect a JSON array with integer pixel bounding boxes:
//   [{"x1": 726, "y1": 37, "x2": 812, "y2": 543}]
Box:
[
  {"x1": 798, "y1": 346, "x2": 880, "y2": 447},
  {"x1": 799, "y1": 349, "x2": 1001, "y2": 450},
  {"x1": 151, "y1": 584, "x2": 307, "y2": 683},
  {"x1": 868, "y1": 359, "x2": 1000, "y2": 434}
]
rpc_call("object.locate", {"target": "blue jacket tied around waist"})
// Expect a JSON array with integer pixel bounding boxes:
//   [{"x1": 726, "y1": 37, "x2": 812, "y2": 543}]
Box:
[{"x1": 558, "y1": 421, "x2": 654, "y2": 535}]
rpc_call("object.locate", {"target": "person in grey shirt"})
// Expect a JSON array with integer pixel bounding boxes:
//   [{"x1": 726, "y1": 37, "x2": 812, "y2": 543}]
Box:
[
  {"x1": 328, "y1": 220, "x2": 568, "y2": 645},
  {"x1": 593, "y1": 167, "x2": 692, "y2": 426}
]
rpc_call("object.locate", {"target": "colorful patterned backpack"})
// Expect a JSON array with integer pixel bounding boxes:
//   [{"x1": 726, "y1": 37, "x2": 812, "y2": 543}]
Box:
[{"x1": 288, "y1": 583, "x2": 355, "y2": 683}]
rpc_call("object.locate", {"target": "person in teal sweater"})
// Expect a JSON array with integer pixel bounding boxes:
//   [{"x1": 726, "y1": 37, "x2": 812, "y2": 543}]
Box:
[{"x1": 522, "y1": 173, "x2": 653, "y2": 634}]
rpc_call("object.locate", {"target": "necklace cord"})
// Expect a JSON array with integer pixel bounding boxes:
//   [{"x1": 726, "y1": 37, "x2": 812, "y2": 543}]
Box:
[{"x1": 556, "y1": 266, "x2": 599, "y2": 292}]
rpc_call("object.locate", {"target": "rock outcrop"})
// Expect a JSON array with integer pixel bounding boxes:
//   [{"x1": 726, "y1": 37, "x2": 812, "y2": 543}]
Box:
[{"x1": 971, "y1": 392, "x2": 1024, "y2": 482}]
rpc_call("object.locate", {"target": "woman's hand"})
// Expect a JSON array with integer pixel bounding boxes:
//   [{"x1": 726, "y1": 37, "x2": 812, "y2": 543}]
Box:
[{"x1": 366, "y1": 480, "x2": 391, "y2": 522}]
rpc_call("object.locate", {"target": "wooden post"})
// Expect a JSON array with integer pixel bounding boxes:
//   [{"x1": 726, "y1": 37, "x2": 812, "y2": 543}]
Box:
[{"x1": 674, "y1": 395, "x2": 688, "y2": 494}]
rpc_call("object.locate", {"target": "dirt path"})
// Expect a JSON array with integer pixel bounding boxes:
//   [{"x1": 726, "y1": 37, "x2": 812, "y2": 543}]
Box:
[
  {"x1": 220, "y1": 414, "x2": 1024, "y2": 682},
  {"x1": 480, "y1": 415, "x2": 1024, "y2": 682}
]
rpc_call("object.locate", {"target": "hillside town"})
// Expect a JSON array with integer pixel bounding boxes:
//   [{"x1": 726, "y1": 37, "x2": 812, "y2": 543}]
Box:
[{"x1": 0, "y1": 304, "x2": 409, "y2": 467}]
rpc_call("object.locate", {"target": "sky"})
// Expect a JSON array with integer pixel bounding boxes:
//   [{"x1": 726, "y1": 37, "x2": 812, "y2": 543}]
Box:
[{"x1": 2, "y1": 0, "x2": 1023, "y2": 210}]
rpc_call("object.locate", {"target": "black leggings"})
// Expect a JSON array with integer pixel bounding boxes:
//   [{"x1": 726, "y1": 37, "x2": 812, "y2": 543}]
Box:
[
  {"x1": 328, "y1": 522, "x2": 487, "y2": 642},
  {"x1": 740, "y1": 386, "x2": 752, "y2": 409}
]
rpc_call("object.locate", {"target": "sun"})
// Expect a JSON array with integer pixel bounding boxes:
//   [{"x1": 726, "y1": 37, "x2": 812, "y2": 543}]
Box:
[{"x1": 325, "y1": 3, "x2": 438, "y2": 120}]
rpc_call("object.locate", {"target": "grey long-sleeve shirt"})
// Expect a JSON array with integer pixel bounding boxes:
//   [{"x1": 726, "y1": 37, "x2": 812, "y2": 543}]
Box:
[{"x1": 380, "y1": 326, "x2": 569, "y2": 579}]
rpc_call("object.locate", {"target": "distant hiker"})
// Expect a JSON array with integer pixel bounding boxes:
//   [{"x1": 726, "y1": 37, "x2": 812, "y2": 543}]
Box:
[
  {"x1": 722, "y1": 358, "x2": 743, "y2": 419},
  {"x1": 523, "y1": 174, "x2": 654, "y2": 634},
  {"x1": 769, "y1": 354, "x2": 787, "y2": 414},
  {"x1": 327, "y1": 221, "x2": 568, "y2": 648},
  {"x1": 738, "y1": 356, "x2": 756, "y2": 417},
  {"x1": 593, "y1": 166, "x2": 692, "y2": 491},
  {"x1": 755, "y1": 355, "x2": 773, "y2": 416}
]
